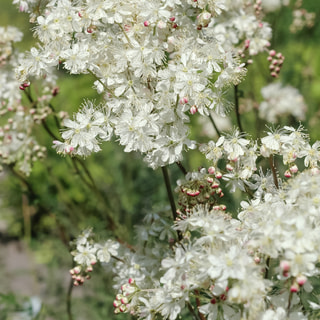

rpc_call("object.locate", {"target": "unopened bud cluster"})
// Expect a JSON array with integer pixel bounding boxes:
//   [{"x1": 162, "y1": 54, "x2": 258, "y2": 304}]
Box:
[
  {"x1": 176, "y1": 167, "x2": 225, "y2": 216},
  {"x1": 279, "y1": 260, "x2": 307, "y2": 292},
  {"x1": 113, "y1": 278, "x2": 139, "y2": 314},
  {"x1": 267, "y1": 50, "x2": 285, "y2": 78},
  {"x1": 253, "y1": 0, "x2": 263, "y2": 17},
  {"x1": 69, "y1": 264, "x2": 94, "y2": 286},
  {"x1": 209, "y1": 285, "x2": 229, "y2": 305}
]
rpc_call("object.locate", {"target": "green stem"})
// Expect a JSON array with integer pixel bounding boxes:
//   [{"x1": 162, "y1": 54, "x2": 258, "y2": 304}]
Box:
[
  {"x1": 287, "y1": 289, "x2": 293, "y2": 318},
  {"x1": 66, "y1": 270, "x2": 74, "y2": 320}
]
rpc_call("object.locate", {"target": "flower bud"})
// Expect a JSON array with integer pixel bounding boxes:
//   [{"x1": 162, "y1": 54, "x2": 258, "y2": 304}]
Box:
[
  {"x1": 296, "y1": 275, "x2": 307, "y2": 286},
  {"x1": 190, "y1": 105, "x2": 197, "y2": 114},
  {"x1": 208, "y1": 166, "x2": 215, "y2": 174},
  {"x1": 289, "y1": 165, "x2": 298, "y2": 173},
  {"x1": 284, "y1": 170, "x2": 292, "y2": 178},
  {"x1": 280, "y1": 260, "x2": 290, "y2": 272},
  {"x1": 290, "y1": 283, "x2": 299, "y2": 292}
]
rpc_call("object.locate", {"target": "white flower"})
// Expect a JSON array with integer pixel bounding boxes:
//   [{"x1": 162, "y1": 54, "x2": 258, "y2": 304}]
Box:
[
  {"x1": 95, "y1": 240, "x2": 120, "y2": 263},
  {"x1": 259, "y1": 83, "x2": 307, "y2": 123},
  {"x1": 74, "y1": 243, "x2": 97, "y2": 266}
]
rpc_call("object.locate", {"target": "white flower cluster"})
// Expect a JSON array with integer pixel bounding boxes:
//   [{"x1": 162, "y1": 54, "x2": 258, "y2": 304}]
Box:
[
  {"x1": 206, "y1": 0, "x2": 272, "y2": 56},
  {"x1": 15, "y1": 0, "x2": 275, "y2": 168},
  {"x1": 0, "y1": 26, "x2": 55, "y2": 175},
  {"x1": 260, "y1": 0, "x2": 289, "y2": 12},
  {"x1": 71, "y1": 167, "x2": 320, "y2": 319},
  {"x1": 0, "y1": 108, "x2": 46, "y2": 175},
  {"x1": 200, "y1": 126, "x2": 320, "y2": 196},
  {"x1": 70, "y1": 228, "x2": 120, "y2": 286},
  {"x1": 259, "y1": 82, "x2": 307, "y2": 123}
]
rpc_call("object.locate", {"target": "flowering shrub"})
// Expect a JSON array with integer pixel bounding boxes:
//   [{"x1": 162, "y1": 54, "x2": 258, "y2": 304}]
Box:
[{"x1": 2, "y1": 0, "x2": 320, "y2": 319}]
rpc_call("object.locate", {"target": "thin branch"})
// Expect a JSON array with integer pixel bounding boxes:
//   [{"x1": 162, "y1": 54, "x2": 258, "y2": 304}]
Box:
[
  {"x1": 161, "y1": 166, "x2": 182, "y2": 240},
  {"x1": 194, "y1": 290, "x2": 206, "y2": 320},
  {"x1": 209, "y1": 113, "x2": 221, "y2": 138},
  {"x1": 234, "y1": 85, "x2": 244, "y2": 133},
  {"x1": 264, "y1": 256, "x2": 271, "y2": 279},
  {"x1": 161, "y1": 166, "x2": 177, "y2": 221},
  {"x1": 41, "y1": 119, "x2": 59, "y2": 140},
  {"x1": 287, "y1": 289, "x2": 293, "y2": 318},
  {"x1": 186, "y1": 301, "x2": 201, "y2": 320},
  {"x1": 176, "y1": 161, "x2": 187, "y2": 175}
]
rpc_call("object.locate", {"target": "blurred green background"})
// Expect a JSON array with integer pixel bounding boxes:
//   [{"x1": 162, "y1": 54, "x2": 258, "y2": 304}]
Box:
[{"x1": 1, "y1": 0, "x2": 320, "y2": 319}]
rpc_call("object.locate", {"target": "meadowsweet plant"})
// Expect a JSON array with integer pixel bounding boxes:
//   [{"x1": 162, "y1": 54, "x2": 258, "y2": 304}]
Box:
[{"x1": 9, "y1": 0, "x2": 320, "y2": 319}]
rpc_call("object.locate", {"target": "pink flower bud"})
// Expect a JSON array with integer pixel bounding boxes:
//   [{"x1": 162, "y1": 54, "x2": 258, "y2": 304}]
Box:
[
  {"x1": 190, "y1": 105, "x2": 197, "y2": 114},
  {"x1": 74, "y1": 266, "x2": 81, "y2": 274},
  {"x1": 296, "y1": 275, "x2": 307, "y2": 286},
  {"x1": 289, "y1": 165, "x2": 298, "y2": 173},
  {"x1": 290, "y1": 283, "x2": 299, "y2": 292},
  {"x1": 283, "y1": 271, "x2": 289, "y2": 277},
  {"x1": 119, "y1": 305, "x2": 127, "y2": 313},
  {"x1": 210, "y1": 298, "x2": 216, "y2": 304},
  {"x1": 170, "y1": 17, "x2": 175, "y2": 22},
  {"x1": 113, "y1": 300, "x2": 121, "y2": 308},
  {"x1": 215, "y1": 172, "x2": 222, "y2": 179},
  {"x1": 280, "y1": 260, "x2": 290, "y2": 272},
  {"x1": 226, "y1": 164, "x2": 233, "y2": 171},
  {"x1": 211, "y1": 182, "x2": 220, "y2": 190},
  {"x1": 207, "y1": 177, "x2": 214, "y2": 183},
  {"x1": 121, "y1": 297, "x2": 129, "y2": 304},
  {"x1": 269, "y1": 50, "x2": 276, "y2": 57},
  {"x1": 284, "y1": 170, "x2": 292, "y2": 178},
  {"x1": 220, "y1": 294, "x2": 227, "y2": 301},
  {"x1": 143, "y1": 21, "x2": 150, "y2": 27},
  {"x1": 254, "y1": 256, "x2": 261, "y2": 264},
  {"x1": 116, "y1": 294, "x2": 123, "y2": 300},
  {"x1": 86, "y1": 266, "x2": 93, "y2": 272},
  {"x1": 208, "y1": 166, "x2": 215, "y2": 174},
  {"x1": 128, "y1": 278, "x2": 135, "y2": 285}
]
